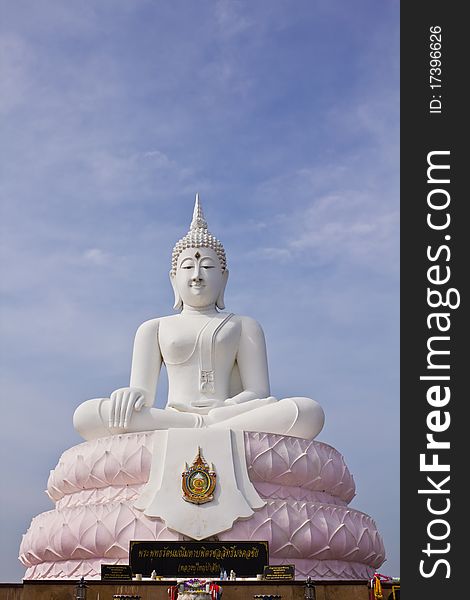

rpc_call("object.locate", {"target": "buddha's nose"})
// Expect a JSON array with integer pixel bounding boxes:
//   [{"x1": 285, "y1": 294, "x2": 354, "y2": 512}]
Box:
[{"x1": 192, "y1": 263, "x2": 201, "y2": 280}]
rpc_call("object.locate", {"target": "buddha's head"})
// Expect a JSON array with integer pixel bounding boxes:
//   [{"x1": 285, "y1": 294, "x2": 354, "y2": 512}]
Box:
[{"x1": 170, "y1": 195, "x2": 229, "y2": 311}]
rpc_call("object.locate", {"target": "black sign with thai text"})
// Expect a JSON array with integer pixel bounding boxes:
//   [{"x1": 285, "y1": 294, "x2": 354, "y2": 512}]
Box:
[
  {"x1": 263, "y1": 565, "x2": 295, "y2": 581},
  {"x1": 129, "y1": 540, "x2": 269, "y2": 578},
  {"x1": 101, "y1": 564, "x2": 133, "y2": 580}
]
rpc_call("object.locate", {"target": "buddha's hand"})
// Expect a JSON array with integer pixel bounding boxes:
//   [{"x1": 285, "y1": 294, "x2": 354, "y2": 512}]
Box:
[{"x1": 109, "y1": 387, "x2": 147, "y2": 429}]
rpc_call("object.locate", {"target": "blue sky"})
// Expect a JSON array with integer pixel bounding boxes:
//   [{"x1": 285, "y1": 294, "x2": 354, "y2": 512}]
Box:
[{"x1": 0, "y1": 0, "x2": 399, "y2": 581}]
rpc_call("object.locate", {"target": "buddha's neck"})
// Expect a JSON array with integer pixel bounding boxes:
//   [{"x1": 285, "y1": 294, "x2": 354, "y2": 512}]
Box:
[{"x1": 181, "y1": 304, "x2": 219, "y2": 317}]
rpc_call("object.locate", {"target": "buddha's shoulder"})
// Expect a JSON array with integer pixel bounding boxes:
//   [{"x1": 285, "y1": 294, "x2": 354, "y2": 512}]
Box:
[
  {"x1": 135, "y1": 315, "x2": 184, "y2": 340},
  {"x1": 232, "y1": 314, "x2": 265, "y2": 334},
  {"x1": 134, "y1": 316, "x2": 163, "y2": 335}
]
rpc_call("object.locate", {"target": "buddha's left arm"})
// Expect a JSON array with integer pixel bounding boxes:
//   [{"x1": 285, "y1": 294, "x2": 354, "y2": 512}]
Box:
[{"x1": 226, "y1": 316, "x2": 271, "y2": 404}]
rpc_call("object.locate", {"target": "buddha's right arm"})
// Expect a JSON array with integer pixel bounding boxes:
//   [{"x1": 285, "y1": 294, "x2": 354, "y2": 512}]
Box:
[
  {"x1": 128, "y1": 318, "x2": 162, "y2": 407},
  {"x1": 106, "y1": 319, "x2": 162, "y2": 429}
]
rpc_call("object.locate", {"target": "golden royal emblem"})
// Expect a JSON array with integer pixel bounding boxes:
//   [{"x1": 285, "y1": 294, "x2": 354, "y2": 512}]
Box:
[{"x1": 182, "y1": 447, "x2": 216, "y2": 504}]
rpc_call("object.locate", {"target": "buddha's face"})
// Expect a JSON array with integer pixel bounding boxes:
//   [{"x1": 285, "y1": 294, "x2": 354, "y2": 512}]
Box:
[{"x1": 173, "y1": 247, "x2": 226, "y2": 308}]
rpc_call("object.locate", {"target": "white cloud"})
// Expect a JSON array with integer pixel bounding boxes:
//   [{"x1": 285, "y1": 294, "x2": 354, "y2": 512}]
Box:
[
  {"x1": 289, "y1": 192, "x2": 399, "y2": 265},
  {"x1": 246, "y1": 177, "x2": 398, "y2": 276},
  {"x1": 215, "y1": 0, "x2": 253, "y2": 38},
  {"x1": 83, "y1": 247, "x2": 110, "y2": 266}
]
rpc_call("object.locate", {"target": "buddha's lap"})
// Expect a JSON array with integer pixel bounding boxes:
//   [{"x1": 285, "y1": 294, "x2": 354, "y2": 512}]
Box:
[{"x1": 73, "y1": 395, "x2": 324, "y2": 441}]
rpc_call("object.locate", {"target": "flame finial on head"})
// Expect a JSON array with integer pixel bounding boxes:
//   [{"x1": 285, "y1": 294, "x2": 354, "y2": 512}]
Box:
[
  {"x1": 190, "y1": 193, "x2": 208, "y2": 230},
  {"x1": 171, "y1": 194, "x2": 227, "y2": 275}
]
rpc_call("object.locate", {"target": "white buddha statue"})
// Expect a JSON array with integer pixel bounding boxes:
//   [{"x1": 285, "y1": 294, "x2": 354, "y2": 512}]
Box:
[
  {"x1": 73, "y1": 196, "x2": 324, "y2": 441},
  {"x1": 20, "y1": 195, "x2": 385, "y2": 578}
]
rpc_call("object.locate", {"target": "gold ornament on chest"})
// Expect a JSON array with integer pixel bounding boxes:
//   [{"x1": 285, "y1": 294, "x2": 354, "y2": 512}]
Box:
[{"x1": 182, "y1": 447, "x2": 216, "y2": 504}]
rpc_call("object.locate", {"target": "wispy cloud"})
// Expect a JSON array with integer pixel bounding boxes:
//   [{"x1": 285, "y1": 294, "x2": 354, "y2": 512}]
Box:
[
  {"x1": 82, "y1": 248, "x2": 111, "y2": 266},
  {"x1": 215, "y1": 0, "x2": 254, "y2": 38}
]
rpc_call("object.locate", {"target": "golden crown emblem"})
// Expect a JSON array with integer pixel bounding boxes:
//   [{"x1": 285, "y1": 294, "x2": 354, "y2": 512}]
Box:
[{"x1": 182, "y1": 447, "x2": 216, "y2": 505}]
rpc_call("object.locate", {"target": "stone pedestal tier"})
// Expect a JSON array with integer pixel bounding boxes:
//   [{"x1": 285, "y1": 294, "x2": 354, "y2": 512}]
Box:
[{"x1": 19, "y1": 432, "x2": 385, "y2": 580}]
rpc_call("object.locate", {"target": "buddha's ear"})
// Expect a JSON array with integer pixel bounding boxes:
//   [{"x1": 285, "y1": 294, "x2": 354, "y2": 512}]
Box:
[
  {"x1": 216, "y1": 269, "x2": 229, "y2": 310},
  {"x1": 169, "y1": 271, "x2": 183, "y2": 311}
]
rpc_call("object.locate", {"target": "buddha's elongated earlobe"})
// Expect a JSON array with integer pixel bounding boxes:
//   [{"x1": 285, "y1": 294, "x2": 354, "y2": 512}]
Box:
[
  {"x1": 216, "y1": 269, "x2": 229, "y2": 310},
  {"x1": 169, "y1": 272, "x2": 183, "y2": 311}
]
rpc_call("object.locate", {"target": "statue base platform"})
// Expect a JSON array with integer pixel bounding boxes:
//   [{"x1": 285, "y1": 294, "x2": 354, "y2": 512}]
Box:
[
  {"x1": 19, "y1": 431, "x2": 385, "y2": 580},
  {"x1": 1, "y1": 579, "x2": 400, "y2": 600}
]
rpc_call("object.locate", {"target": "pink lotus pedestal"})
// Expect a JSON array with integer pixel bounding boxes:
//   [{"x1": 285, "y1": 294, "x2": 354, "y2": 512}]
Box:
[{"x1": 20, "y1": 431, "x2": 385, "y2": 580}]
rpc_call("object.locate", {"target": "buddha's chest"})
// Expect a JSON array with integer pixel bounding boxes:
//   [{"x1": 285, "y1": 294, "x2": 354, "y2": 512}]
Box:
[{"x1": 159, "y1": 315, "x2": 240, "y2": 366}]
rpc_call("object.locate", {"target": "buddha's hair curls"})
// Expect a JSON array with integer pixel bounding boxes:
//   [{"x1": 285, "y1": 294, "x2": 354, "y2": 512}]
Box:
[{"x1": 171, "y1": 195, "x2": 227, "y2": 275}]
